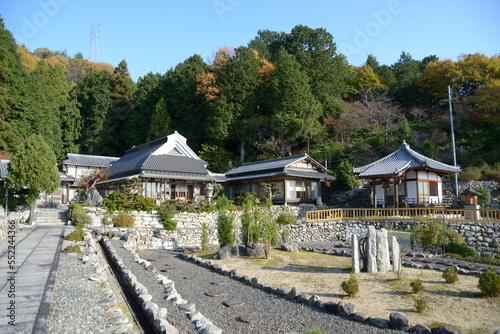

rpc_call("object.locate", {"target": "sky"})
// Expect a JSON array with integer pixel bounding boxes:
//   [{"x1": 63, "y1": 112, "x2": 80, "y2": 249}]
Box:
[{"x1": 1, "y1": 0, "x2": 499, "y2": 82}]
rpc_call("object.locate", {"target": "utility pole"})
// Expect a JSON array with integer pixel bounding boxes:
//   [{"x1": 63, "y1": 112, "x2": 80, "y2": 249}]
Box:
[
  {"x1": 448, "y1": 85, "x2": 459, "y2": 198},
  {"x1": 88, "y1": 23, "x2": 100, "y2": 62}
]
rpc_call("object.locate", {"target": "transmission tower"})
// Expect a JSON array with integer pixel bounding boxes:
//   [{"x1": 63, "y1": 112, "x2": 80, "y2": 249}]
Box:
[{"x1": 88, "y1": 23, "x2": 100, "y2": 62}]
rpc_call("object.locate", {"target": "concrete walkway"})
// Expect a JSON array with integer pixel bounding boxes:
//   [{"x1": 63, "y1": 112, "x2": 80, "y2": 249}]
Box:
[{"x1": 0, "y1": 226, "x2": 65, "y2": 333}]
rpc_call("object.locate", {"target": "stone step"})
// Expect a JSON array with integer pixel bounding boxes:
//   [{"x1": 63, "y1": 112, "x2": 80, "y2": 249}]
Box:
[{"x1": 35, "y1": 209, "x2": 68, "y2": 225}]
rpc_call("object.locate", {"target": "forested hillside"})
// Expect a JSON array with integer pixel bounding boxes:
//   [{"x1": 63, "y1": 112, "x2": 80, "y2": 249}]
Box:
[{"x1": 1, "y1": 18, "x2": 499, "y2": 182}]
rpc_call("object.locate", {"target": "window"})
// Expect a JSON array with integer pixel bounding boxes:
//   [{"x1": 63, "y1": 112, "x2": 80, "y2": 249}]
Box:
[
  {"x1": 287, "y1": 181, "x2": 295, "y2": 199},
  {"x1": 429, "y1": 181, "x2": 438, "y2": 197},
  {"x1": 171, "y1": 184, "x2": 177, "y2": 199},
  {"x1": 163, "y1": 184, "x2": 170, "y2": 199},
  {"x1": 179, "y1": 185, "x2": 186, "y2": 199},
  {"x1": 418, "y1": 181, "x2": 429, "y2": 203}
]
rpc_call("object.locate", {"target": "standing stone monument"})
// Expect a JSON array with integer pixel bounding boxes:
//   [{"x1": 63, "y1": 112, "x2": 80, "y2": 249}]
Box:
[
  {"x1": 376, "y1": 228, "x2": 390, "y2": 272},
  {"x1": 366, "y1": 226, "x2": 377, "y2": 273},
  {"x1": 391, "y1": 236, "x2": 400, "y2": 273},
  {"x1": 351, "y1": 234, "x2": 360, "y2": 273}
]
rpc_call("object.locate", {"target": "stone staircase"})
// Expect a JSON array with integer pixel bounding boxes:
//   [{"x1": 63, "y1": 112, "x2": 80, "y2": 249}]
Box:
[{"x1": 35, "y1": 208, "x2": 68, "y2": 226}]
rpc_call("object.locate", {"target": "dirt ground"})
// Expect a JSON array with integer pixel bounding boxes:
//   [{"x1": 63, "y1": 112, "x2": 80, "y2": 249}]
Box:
[{"x1": 205, "y1": 249, "x2": 500, "y2": 333}]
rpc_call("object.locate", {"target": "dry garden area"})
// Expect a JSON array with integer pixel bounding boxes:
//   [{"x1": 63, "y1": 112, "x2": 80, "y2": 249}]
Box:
[{"x1": 194, "y1": 248, "x2": 500, "y2": 333}]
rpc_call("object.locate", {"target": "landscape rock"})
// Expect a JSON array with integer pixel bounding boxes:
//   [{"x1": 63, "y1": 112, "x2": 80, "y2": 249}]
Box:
[
  {"x1": 337, "y1": 300, "x2": 356, "y2": 317},
  {"x1": 281, "y1": 242, "x2": 299, "y2": 253},
  {"x1": 431, "y1": 325, "x2": 465, "y2": 334},
  {"x1": 389, "y1": 312, "x2": 409, "y2": 331},
  {"x1": 213, "y1": 245, "x2": 240, "y2": 260},
  {"x1": 245, "y1": 241, "x2": 264, "y2": 257},
  {"x1": 410, "y1": 324, "x2": 432, "y2": 334}
]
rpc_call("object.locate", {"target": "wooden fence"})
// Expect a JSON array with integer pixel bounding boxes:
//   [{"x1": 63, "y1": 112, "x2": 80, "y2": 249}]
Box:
[{"x1": 306, "y1": 208, "x2": 500, "y2": 222}]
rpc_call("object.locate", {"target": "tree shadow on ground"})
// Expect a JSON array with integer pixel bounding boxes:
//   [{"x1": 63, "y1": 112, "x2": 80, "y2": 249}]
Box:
[
  {"x1": 374, "y1": 290, "x2": 409, "y2": 296},
  {"x1": 425, "y1": 290, "x2": 480, "y2": 298},
  {"x1": 261, "y1": 263, "x2": 350, "y2": 274}
]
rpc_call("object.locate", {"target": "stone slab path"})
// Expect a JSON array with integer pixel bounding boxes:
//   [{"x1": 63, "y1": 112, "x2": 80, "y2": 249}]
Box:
[{"x1": 0, "y1": 226, "x2": 65, "y2": 334}]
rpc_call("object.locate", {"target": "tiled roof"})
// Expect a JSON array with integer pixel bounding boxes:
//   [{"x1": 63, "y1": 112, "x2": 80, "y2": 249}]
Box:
[
  {"x1": 225, "y1": 154, "x2": 328, "y2": 177},
  {"x1": 225, "y1": 171, "x2": 284, "y2": 182},
  {"x1": 353, "y1": 142, "x2": 461, "y2": 177},
  {"x1": 143, "y1": 155, "x2": 208, "y2": 174},
  {"x1": 209, "y1": 172, "x2": 227, "y2": 183},
  {"x1": 107, "y1": 142, "x2": 164, "y2": 179},
  {"x1": 59, "y1": 172, "x2": 77, "y2": 182},
  {"x1": 141, "y1": 171, "x2": 214, "y2": 182},
  {"x1": 0, "y1": 160, "x2": 9, "y2": 179},
  {"x1": 285, "y1": 169, "x2": 335, "y2": 180},
  {"x1": 61, "y1": 153, "x2": 119, "y2": 168}
]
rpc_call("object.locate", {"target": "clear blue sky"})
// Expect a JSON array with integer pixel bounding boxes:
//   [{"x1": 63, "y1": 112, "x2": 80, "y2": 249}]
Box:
[{"x1": 2, "y1": 0, "x2": 499, "y2": 82}]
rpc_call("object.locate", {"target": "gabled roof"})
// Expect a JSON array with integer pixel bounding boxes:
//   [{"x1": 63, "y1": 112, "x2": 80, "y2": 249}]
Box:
[
  {"x1": 0, "y1": 160, "x2": 9, "y2": 179},
  {"x1": 353, "y1": 142, "x2": 461, "y2": 178},
  {"x1": 59, "y1": 171, "x2": 77, "y2": 182},
  {"x1": 61, "y1": 153, "x2": 119, "y2": 168},
  {"x1": 105, "y1": 131, "x2": 212, "y2": 182},
  {"x1": 225, "y1": 154, "x2": 331, "y2": 181}
]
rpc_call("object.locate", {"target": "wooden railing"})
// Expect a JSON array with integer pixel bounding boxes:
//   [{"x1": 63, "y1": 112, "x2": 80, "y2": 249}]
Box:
[{"x1": 306, "y1": 208, "x2": 500, "y2": 222}]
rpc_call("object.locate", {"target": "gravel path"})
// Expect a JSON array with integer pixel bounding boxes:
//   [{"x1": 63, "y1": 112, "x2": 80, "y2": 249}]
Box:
[
  {"x1": 110, "y1": 239, "x2": 403, "y2": 334},
  {"x1": 46, "y1": 235, "x2": 139, "y2": 333}
]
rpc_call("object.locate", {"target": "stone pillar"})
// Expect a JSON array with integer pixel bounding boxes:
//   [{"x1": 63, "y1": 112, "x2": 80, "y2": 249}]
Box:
[
  {"x1": 377, "y1": 228, "x2": 389, "y2": 272},
  {"x1": 352, "y1": 234, "x2": 360, "y2": 273},
  {"x1": 391, "y1": 236, "x2": 400, "y2": 273},
  {"x1": 367, "y1": 226, "x2": 377, "y2": 273}
]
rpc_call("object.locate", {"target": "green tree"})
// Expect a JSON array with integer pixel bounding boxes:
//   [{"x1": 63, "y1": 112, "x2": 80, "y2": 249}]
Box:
[
  {"x1": 124, "y1": 72, "x2": 162, "y2": 147},
  {"x1": 147, "y1": 97, "x2": 171, "y2": 141},
  {"x1": 71, "y1": 69, "x2": 113, "y2": 154},
  {"x1": 7, "y1": 135, "x2": 60, "y2": 223},
  {"x1": 268, "y1": 49, "x2": 324, "y2": 148},
  {"x1": 98, "y1": 59, "x2": 135, "y2": 156},
  {"x1": 332, "y1": 160, "x2": 359, "y2": 192}
]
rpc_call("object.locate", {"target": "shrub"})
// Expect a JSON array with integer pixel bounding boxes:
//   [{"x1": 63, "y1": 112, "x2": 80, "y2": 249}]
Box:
[
  {"x1": 340, "y1": 273, "x2": 359, "y2": 297},
  {"x1": 414, "y1": 295, "x2": 427, "y2": 313},
  {"x1": 412, "y1": 220, "x2": 466, "y2": 253},
  {"x1": 476, "y1": 187, "x2": 492, "y2": 208},
  {"x1": 410, "y1": 278, "x2": 424, "y2": 294},
  {"x1": 446, "y1": 241, "x2": 477, "y2": 257},
  {"x1": 201, "y1": 222, "x2": 209, "y2": 251},
  {"x1": 62, "y1": 245, "x2": 81, "y2": 253},
  {"x1": 70, "y1": 202, "x2": 91, "y2": 226},
  {"x1": 276, "y1": 212, "x2": 296, "y2": 225},
  {"x1": 477, "y1": 266, "x2": 500, "y2": 297},
  {"x1": 217, "y1": 195, "x2": 236, "y2": 248},
  {"x1": 65, "y1": 225, "x2": 85, "y2": 241},
  {"x1": 114, "y1": 212, "x2": 134, "y2": 227},
  {"x1": 442, "y1": 266, "x2": 459, "y2": 284},
  {"x1": 157, "y1": 205, "x2": 177, "y2": 231},
  {"x1": 131, "y1": 194, "x2": 156, "y2": 212},
  {"x1": 103, "y1": 192, "x2": 130, "y2": 211},
  {"x1": 458, "y1": 166, "x2": 482, "y2": 181}
]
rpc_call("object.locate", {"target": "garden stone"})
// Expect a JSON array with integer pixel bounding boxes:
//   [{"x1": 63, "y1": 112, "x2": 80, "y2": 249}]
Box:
[
  {"x1": 353, "y1": 313, "x2": 369, "y2": 323},
  {"x1": 214, "y1": 245, "x2": 240, "y2": 259},
  {"x1": 338, "y1": 300, "x2": 356, "y2": 317},
  {"x1": 281, "y1": 242, "x2": 299, "y2": 253},
  {"x1": 377, "y1": 228, "x2": 389, "y2": 272},
  {"x1": 369, "y1": 317, "x2": 389, "y2": 328},
  {"x1": 431, "y1": 325, "x2": 464, "y2": 334},
  {"x1": 389, "y1": 312, "x2": 409, "y2": 331},
  {"x1": 391, "y1": 236, "x2": 400, "y2": 273},
  {"x1": 245, "y1": 241, "x2": 264, "y2": 257},
  {"x1": 410, "y1": 324, "x2": 432, "y2": 334},
  {"x1": 325, "y1": 302, "x2": 339, "y2": 314},
  {"x1": 352, "y1": 234, "x2": 360, "y2": 273},
  {"x1": 367, "y1": 226, "x2": 378, "y2": 272},
  {"x1": 286, "y1": 287, "x2": 299, "y2": 300},
  {"x1": 84, "y1": 186, "x2": 103, "y2": 207}
]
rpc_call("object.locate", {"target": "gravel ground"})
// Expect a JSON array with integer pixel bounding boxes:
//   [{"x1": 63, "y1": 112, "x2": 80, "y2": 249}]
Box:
[
  {"x1": 46, "y1": 235, "x2": 139, "y2": 333},
  {"x1": 110, "y1": 239, "x2": 403, "y2": 334}
]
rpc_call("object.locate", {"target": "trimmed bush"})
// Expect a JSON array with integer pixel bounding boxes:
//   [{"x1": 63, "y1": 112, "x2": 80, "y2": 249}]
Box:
[
  {"x1": 478, "y1": 266, "x2": 500, "y2": 297},
  {"x1": 442, "y1": 266, "x2": 459, "y2": 284},
  {"x1": 103, "y1": 192, "x2": 129, "y2": 211},
  {"x1": 340, "y1": 273, "x2": 359, "y2": 297},
  {"x1": 414, "y1": 295, "x2": 427, "y2": 313},
  {"x1": 65, "y1": 225, "x2": 85, "y2": 241},
  {"x1": 201, "y1": 222, "x2": 209, "y2": 251},
  {"x1": 62, "y1": 245, "x2": 81, "y2": 253},
  {"x1": 70, "y1": 202, "x2": 91, "y2": 226},
  {"x1": 276, "y1": 212, "x2": 296, "y2": 225},
  {"x1": 131, "y1": 194, "x2": 156, "y2": 212},
  {"x1": 446, "y1": 241, "x2": 477, "y2": 257},
  {"x1": 410, "y1": 278, "x2": 424, "y2": 294},
  {"x1": 114, "y1": 212, "x2": 134, "y2": 227},
  {"x1": 157, "y1": 205, "x2": 177, "y2": 231}
]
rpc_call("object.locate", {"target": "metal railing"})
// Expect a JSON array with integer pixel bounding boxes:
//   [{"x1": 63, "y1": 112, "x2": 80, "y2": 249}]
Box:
[{"x1": 306, "y1": 208, "x2": 500, "y2": 222}]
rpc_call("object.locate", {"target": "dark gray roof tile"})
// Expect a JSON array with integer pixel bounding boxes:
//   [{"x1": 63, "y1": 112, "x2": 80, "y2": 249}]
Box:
[
  {"x1": 353, "y1": 142, "x2": 461, "y2": 177},
  {"x1": 61, "y1": 153, "x2": 119, "y2": 168}
]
